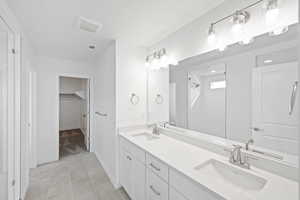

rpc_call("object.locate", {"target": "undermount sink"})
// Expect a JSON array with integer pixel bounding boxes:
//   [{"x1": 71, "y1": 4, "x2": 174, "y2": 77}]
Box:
[
  {"x1": 131, "y1": 132, "x2": 160, "y2": 141},
  {"x1": 194, "y1": 159, "x2": 267, "y2": 191}
]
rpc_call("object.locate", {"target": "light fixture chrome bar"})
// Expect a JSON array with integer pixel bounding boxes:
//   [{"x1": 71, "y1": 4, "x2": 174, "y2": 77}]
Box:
[{"x1": 211, "y1": 0, "x2": 264, "y2": 26}]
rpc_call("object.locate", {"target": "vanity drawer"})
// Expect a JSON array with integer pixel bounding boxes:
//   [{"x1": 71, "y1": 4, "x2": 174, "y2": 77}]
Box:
[
  {"x1": 131, "y1": 143, "x2": 146, "y2": 164},
  {"x1": 169, "y1": 169, "x2": 224, "y2": 200},
  {"x1": 120, "y1": 136, "x2": 146, "y2": 164},
  {"x1": 146, "y1": 154, "x2": 169, "y2": 182},
  {"x1": 147, "y1": 169, "x2": 168, "y2": 200}
]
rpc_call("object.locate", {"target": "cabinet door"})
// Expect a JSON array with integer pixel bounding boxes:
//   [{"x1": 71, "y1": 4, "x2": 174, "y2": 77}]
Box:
[
  {"x1": 132, "y1": 160, "x2": 146, "y2": 200},
  {"x1": 147, "y1": 169, "x2": 168, "y2": 200},
  {"x1": 170, "y1": 188, "x2": 188, "y2": 200},
  {"x1": 120, "y1": 149, "x2": 133, "y2": 197}
]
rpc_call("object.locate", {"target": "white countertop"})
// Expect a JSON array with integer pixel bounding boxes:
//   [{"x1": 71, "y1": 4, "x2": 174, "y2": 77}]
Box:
[{"x1": 119, "y1": 128, "x2": 299, "y2": 200}]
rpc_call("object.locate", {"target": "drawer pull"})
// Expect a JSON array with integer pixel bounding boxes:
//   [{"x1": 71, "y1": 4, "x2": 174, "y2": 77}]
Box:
[
  {"x1": 126, "y1": 155, "x2": 132, "y2": 161},
  {"x1": 150, "y1": 185, "x2": 161, "y2": 196},
  {"x1": 150, "y1": 163, "x2": 161, "y2": 171}
]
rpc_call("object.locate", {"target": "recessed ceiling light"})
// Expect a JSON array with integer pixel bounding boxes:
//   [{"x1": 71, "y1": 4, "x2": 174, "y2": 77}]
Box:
[
  {"x1": 211, "y1": 70, "x2": 216, "y2": 73},
  {"x1": 89, "y1": 45, "x2": 96, "y2": 50},
  {"x1": 264, "y1": 59, "x2": 273, "y2": 64}
]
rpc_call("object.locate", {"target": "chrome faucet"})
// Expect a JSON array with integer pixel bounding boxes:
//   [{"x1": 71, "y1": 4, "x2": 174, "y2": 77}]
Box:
[
  {"x1": 161, "y1": 121, "x2": 169, "y2": 128},
  {"x1": 245, "y1": 139, "x2": 254, "y2": 150},
  {"x1": 149, "y1": 124, "x2": 160, "y2": 135},
  {"x1": 226, "y1": 145, "x2": 251, "y2": 169}
]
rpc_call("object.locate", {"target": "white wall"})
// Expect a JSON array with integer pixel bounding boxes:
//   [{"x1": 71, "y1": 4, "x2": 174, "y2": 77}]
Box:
[
  {"x1": 94, "y1": 41, "x2": 117, "y2": 186},
  {"x1": 148, "y1": 69, "x2": 169, "y2": 124},
  {"x1": 35, "y1": 56, "x2": 94, "y2": 164},
  {"x1": 116, "y1": 41, "x2": 147, "y2": 128},
  {"x1": 20, "y1": 37, "x2": 36, "y2": 200}
]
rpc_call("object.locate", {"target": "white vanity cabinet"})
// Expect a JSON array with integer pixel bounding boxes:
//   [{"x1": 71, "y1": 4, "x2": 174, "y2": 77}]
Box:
[
  {"x1": 169, "y1": 169, "x2": 224, "y2": 200},
  {"x1": 147, "y1": 169, "x2": 169, "y2": 200},
  {"x1": 119, "y1": 135, "x2": 224, "y2": 200},
  {"x1": 170, "y1": 188, "x2": 188, "y2": 200},
  {"x1": 119, "y1": 137, "x2": 146, "y2": 200}
]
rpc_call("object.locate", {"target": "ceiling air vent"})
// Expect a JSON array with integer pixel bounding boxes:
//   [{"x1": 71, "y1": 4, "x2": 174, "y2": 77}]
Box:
[{"x1": 78, "y1": 16, "x2": 102, "y2": 33}]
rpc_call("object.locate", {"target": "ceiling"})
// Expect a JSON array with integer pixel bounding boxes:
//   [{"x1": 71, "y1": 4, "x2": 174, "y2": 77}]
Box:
[{"x1": 7, "y1": 0, "x2": 224, "y2": 62}]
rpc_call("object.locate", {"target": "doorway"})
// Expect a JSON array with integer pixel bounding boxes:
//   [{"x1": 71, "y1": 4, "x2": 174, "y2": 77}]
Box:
[{"x1": 58, "y1": 76, "x2": 90, "y2": 159}]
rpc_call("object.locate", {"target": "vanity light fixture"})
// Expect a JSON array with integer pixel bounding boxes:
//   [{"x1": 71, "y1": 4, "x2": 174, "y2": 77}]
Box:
[
  {"x1": 145, "y1": 48, "x2": 178, "y2": 70},
  {"x1": 231, "y1": 10, "x2": 250, "y2": 35},
  {"x1": 208, "y1": 24, "x2": 216, "y2": 44},
  {"x1": 206, "y1": 0, "x2": 287, "y2": 51},
  {"x1": 265, "y1": 0, "x2": 279, "y2": 26}
]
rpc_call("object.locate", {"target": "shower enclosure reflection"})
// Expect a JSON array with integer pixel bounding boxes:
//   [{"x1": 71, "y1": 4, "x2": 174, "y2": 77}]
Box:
[{"x1": 187, "y1": 64, "x2": 226, "y2": 138}]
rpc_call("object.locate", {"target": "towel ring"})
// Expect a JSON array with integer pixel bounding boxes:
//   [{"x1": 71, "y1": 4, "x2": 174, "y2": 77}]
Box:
[
  {"x1": 155, "y1": 94, "x2": 164, "y2": 104},
  {"x1": 130, "y1": 93, "x2": 140, "y2": 105}
]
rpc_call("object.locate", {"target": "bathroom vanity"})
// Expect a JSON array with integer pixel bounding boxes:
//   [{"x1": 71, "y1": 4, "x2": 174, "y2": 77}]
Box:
[
  {"x1": 118, "y1": 128, "x2": 298, "y2": 200},
  {"x1": 118, "y1": 26, "x2": 299, "y2": 200}
]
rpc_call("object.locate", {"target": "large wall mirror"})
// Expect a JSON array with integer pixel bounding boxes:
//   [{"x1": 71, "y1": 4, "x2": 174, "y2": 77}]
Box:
[{"x1": 148, "y1": 27, "x2": 299, "y2": 163}]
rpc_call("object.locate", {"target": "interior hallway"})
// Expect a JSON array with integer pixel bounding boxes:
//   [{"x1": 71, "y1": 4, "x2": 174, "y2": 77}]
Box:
[{"x1": 25, "y1": 153, "x2": 130, "y2": 200}]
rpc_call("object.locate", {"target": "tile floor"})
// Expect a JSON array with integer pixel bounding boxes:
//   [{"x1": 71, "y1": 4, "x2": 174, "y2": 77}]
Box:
[{"x1": 25, "y1": 152, "x2": 130, "y2": 200}]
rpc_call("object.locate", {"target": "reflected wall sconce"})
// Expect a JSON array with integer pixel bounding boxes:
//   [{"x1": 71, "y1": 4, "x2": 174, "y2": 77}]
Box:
[
  {"x1": 207, "y1": 0, "x2": 287, "y2": 51},
  {"x1": 155, "y1": 94, "x2": 164, "y2": 104},
  {"x1": 130, "y1": 93, "x2": 140, "y2": 105}
]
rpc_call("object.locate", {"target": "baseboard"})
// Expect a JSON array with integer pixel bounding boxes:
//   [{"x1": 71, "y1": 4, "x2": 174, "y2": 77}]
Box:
[{"x1": 94, "y1": 150, "x2": 120, "y2": 189}]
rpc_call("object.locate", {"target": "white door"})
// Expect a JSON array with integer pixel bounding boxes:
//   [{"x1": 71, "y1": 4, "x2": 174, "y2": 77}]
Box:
[
  {"x1": 0, "y1": 18, "x2": 16, "y2": 200},
  {"x1": 252, "y1": 62, "x2": 299, "y2": 154}
]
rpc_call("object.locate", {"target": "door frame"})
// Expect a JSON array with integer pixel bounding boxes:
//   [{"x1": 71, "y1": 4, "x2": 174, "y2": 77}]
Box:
[
  {"x1": 0, "y1": 12, "x2": 21, "y2": 200},
  {"x1": 56, "y1": 74, "x2": 94, "y2": 159}
]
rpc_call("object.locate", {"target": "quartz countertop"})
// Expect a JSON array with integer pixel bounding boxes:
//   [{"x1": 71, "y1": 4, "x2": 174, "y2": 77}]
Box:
[{"x1": 119, "y1": 128, "x2": 299, "y2": 200}]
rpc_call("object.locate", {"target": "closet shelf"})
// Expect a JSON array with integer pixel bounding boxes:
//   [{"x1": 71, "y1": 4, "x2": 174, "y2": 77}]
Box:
[{"x1": 59, "y1": 90, "x2": 86, "y2": 99}]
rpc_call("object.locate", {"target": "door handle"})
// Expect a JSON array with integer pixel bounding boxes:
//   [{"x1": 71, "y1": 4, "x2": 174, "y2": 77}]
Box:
[
  {"x1": 250, "y1": 127, "x2": 264, "y2": 132},
  {"x1": 150, "y1": 185, "x2": 160, "y2": 196},
  {"x1": 289, "y1": 81, "x2": 298, "y2": 115},
  {"x1": 95, "y1": 112, "x2": 107, "y2": 117},
  {"x1": 150, "y1": 163, "x2": 161, "y2": 171}
]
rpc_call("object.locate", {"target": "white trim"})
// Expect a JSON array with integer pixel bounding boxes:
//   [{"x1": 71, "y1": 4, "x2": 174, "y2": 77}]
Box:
[
  {"x1": 29, "y1": 72, "x2": 37, "y2": 168},
  {"x1": 56, "y1": 74, "x2": 95, "y2": 160},
  {"x1": 6, "y1": 25, "x2": 15, "y2": 200},
  {"x1": 14, "y1": 34, "x2": 21, "y2": 200}
]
